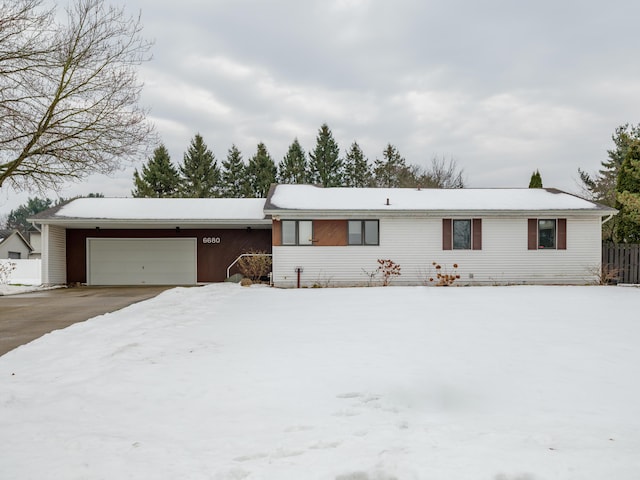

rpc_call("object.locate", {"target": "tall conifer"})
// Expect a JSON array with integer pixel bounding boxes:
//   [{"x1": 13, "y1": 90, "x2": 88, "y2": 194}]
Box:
[
  {"x1": 220, "y1": 144, "x2": 249, "y2": 198},
  {"x1": 308, "y1": 123, "x2": 343, "y2": 187},
  {"x1": 179, "y1": 134, "x2": 220, "y2": 197},
  {"x1": 278, "y1": 138, "x2": 307, "y2": 184},
  {"x1": 132, "y1": 145, "x2": 179, "y2": 197},
  {"x1": 246, "y1": 143, "x2": 277, "y2": 198},
  {"x1": 343, "y1": 142, "x2": 372, "y2": 187}
]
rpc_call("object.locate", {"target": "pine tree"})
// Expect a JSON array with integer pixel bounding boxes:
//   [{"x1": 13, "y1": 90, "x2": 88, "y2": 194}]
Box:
[
  {"x1": 220, "y1": 144, "x2": 250, "y2": 198},
  {"x1": 179, "y1": 134, "x2": 220, "y2": 197},
  {"x1": 7, "y1": 197, "x2": 54, "y2": 234},
  {"x1": 373, "y1": 144, "x2": 410, "y2": 187},
  {"x1": 579, "y1": 124, "x2": 640, "y2": 205},
  {"x1": 246, "y1": 143, "x2": 277, "y2": 198},
  {"x1": 308, "y1": 123, "x2": 343, "y2": 187},
  {"x1": 615, "y1": 140, "x2": 640, "y2": 243},
  {"x1": 278, "y1": 138, "x2": 307, "y2": 184},
  {"x1": 343, "y1": 142, "x2": 372, "y2": 187},
  {"x1": 529, "y1": 170, "x2": 543, "y2": 188},
  {"x1": 132, "y1": 145, "x2": 179, "y2": 197}
]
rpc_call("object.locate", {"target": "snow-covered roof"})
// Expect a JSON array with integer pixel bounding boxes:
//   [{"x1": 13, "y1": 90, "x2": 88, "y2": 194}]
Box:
[
  {"x1": 265, "y1": 185, "x2": 615, "y2": 214},
  {"x1": 31, "y1": 198, "x2": 269, "y2": 227}
]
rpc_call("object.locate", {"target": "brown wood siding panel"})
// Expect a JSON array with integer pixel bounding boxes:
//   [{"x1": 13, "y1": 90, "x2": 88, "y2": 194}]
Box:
[
  {"x1": 313, "y1": 220, "x2": 347, "y2": 246},
  {"x1": 528, "y1": 219, "x2": 538, "y2": 250},
  {"x1": 66, "y1": 229, "x2": 271, "y2": 284},
  {"x1": 442, "y1": 219, "x2": 452, "y2": 250},
  {"x1": 272, "y1": 220, "x2": 281, "y2": 246},
  {"x1": 557, "y1": 218, "x2": 567, "y2": 250},
  {"x1": 472, "y1": 218, "x2": 482, "y2": 250}
]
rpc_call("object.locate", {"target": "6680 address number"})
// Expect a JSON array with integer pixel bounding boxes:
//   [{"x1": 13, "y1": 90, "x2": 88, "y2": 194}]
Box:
[{"x1": 202, "y1": 237, "x2": 221, "y2": 244}]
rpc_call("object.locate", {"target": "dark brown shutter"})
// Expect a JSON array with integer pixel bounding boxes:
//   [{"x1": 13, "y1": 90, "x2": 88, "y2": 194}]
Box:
[
  {"x1": 472, "y1": 218, "x2": 482, "y2": 250},
  {"x1": 272, "y1": 220, "x2": 282, "y2": 246},
  {"x1": 442, "y1": 219, "x2": 452, "y2": 250},
  {"x1": 557, "y1": 218, "x2": 567, "y2": 250},
  {"x1": 528, "y1": 219, "x2": 538, "y2": 250}
]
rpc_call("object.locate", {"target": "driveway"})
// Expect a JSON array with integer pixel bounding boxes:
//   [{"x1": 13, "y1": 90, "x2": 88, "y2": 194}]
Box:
[{"x1": 0, "y1": 286, "x2": 175, "y2": 356}]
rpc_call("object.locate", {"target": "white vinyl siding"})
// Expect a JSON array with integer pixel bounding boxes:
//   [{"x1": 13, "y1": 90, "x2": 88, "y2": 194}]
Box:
[
  {"x1": 87, "y1": 238, "x2": 197, "y2": 285},
  {"x1": 272, "y1": 216, "x2": 603, "y2": 287},
  {"x1": 42, "y1": 224, "x2": 66, "y2": 285}
]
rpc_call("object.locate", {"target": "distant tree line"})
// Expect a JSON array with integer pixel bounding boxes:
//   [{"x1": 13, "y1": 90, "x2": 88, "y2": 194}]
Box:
[{"x1": 132, "y1": 123, "x2": 465, "y2": 199}]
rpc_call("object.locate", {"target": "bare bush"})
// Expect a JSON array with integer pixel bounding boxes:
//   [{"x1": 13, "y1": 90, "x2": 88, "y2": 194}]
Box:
[{"x1": 236, "y1": 251, "x2": 272, "y2": 282}]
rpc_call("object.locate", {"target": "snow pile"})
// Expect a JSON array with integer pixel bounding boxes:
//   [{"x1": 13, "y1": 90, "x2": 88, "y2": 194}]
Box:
[{"x1": 1, "y1": 284, "x2": 639, "y2": 479}]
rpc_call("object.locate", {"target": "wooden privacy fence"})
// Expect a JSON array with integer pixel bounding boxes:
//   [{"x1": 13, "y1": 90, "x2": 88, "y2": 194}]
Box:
[{"x1": 602, "y1": 243, "x2": 640, "y2": 284}]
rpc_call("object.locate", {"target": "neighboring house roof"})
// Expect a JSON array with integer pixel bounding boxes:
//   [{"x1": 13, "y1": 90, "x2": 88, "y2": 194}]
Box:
[
  {"x1": 30, "y1": 198, "x2": 271, "y2": 228},
  {"x1": 0, "y1": 229, "x2": 33, "y2": 251},
  {"x1": 265, "y1": 184, "x2": 617, "y2": 216}
]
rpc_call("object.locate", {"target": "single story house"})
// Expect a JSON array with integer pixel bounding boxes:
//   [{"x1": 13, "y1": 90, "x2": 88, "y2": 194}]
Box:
[
  {"x1": 264, "y1": 184, "x2": 616, "y2": 287},
  {"x1": 0, "y1": 229, "x2": 33, "y2": 260},
  {"x1": 30, "y1": 185, "x2": 616, "y2": 286}
]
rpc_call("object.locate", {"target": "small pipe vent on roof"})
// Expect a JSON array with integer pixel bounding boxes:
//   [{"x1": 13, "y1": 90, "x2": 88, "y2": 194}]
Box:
[{"x1": 386, "y1": 198, "x2": 390, "y2": 206}]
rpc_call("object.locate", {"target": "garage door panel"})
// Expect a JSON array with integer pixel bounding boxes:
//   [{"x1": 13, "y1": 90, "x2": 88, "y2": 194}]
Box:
[{"x1": 88, "y1": 238, "x2": 197, "y2": 285}]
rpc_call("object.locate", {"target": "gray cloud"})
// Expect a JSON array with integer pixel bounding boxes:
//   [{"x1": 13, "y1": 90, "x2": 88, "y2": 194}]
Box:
[{"x1": 2, "y1": 0, "x2": 640, "y2": 212}]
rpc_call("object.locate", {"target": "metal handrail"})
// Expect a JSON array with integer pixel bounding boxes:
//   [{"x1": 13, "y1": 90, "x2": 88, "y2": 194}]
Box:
[{"x1": 226, "y1": 253, "x2": 273, "y2": 279}]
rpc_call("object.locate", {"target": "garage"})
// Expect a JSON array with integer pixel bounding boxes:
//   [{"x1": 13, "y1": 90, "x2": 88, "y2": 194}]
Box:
[{"x1": 87, "y1": 238, "x2": 197, "y2": 285}]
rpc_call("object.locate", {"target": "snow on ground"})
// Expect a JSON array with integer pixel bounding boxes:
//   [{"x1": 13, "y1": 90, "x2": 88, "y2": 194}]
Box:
[
  {"x1": 1, "y1": 284, "x2": 639, "y2": 480},
  {"x1": 0, "y1": 284, "x2": 49, "y2": 296}
]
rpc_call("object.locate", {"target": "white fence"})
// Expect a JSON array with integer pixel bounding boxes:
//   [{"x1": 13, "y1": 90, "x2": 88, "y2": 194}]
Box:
[{"x1": 0, "y1": 259, "x2": 42, "y2": 285}]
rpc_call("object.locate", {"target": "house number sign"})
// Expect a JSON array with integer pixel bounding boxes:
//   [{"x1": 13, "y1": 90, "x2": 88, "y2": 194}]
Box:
[{"x1": 202, "y1": 237, "x2": 221, "y2": 244}]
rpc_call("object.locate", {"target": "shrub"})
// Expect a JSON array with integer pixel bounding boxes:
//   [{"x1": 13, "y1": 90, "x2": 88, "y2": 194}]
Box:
[
  {"x1": 0, "y1": 262, "x2": 16, "y2": 285},
  {"x1": 240, "y1": 277, "x2": 253, "y2": 287},
  {"x1": 236, "y1": 251, "x2": 272, "y2": 282},
  {"x1": 428, "y1": 262, "x2": 460, "y2": 286},
  {"x1": 377, "y1": 259, "x2": 401, "y2": 286}
]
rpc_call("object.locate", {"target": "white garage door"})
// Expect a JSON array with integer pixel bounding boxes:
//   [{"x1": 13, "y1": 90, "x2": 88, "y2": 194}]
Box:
[{"x1": 87, "y1": 238, "x2": 197, "y2": 285}]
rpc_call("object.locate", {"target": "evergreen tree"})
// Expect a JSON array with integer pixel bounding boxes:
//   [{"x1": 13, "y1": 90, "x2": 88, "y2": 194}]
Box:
[
  {"x1": 246, "y1": 143, "x2": 277, "y2": 198},
  {"x1": 373, "y1": 144, "x2": 410, "y2": 187},
  {"x1": 579, "y1": 124, "x2": 640, "y2": 205},
  {"x1": 343, "y1": 142, "x2": 373, "y2": 187},
  {"x1": 615, "y1": 140, "x2": 640, "y2": 243},
  {"x1": 220, "y1": 144, "x2": 250, "y2": 198},
  {"x1": 179, "y1": 134, "x2": 220, "y2": 197},
  {"x1": 278, "y1": 138, "x2": 307, "y2": 184},
  {"x1": 132, "y1": 145, "x2": 179, "y2": 198},
  {"x1": 7, "y1": 197, "x2": 54, "y2": 234},
  {"x1": 308, "y1": 123, "x2": 343, "y2": 187},
  {"x1": 529, "y1": 170, "x2": 543, "y2": 188}
]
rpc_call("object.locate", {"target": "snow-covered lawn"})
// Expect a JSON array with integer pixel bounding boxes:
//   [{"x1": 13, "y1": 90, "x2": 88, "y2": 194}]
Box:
[{"x1": 1, "y1": 284, "x2": 639, "y2": 480}]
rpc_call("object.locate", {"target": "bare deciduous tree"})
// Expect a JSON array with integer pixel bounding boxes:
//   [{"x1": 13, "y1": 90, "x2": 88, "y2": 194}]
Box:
[{"x1": 0, "y1": 0, "x2": 154, "y2": 191}]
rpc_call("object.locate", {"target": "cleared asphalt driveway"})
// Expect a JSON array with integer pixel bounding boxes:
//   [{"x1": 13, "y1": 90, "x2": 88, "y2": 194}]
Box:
[{"x1": 0, "y1": 286, "x2": 175, "y2": 356}]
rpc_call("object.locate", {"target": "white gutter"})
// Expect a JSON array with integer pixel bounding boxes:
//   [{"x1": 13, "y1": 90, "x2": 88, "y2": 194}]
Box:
[{"x1": 602, "y1": 213, "x2": 615, "y2": 225}]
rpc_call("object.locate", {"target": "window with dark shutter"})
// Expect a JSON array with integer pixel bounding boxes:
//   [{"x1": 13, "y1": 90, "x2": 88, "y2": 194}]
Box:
[{"x1": 443, "y1": 218, "x2": 482, "y2": 250}]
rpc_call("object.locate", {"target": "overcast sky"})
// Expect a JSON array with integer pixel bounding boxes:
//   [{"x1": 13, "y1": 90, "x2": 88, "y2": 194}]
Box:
[{"x1": 2, "y1": 0, "x2": 640, "y2": 214}]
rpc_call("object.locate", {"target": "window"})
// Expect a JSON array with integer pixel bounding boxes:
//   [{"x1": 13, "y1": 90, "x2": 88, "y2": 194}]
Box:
[
  {"x1": 348, "y1": 220, "x2": 379, "y2": 245},
  {"x1": 453, "y1": 220, "x2": 471, "y2": 249},
  {"x1": 443, "y1": 219, "x2": 482, "y2": 250},
  {"x1": 528, "y1": 218, "x2": 566, "y2": 250},
  {"x1": 281, "y1": 220, "x2": 313, "y2": 245},
  {"x1": 8, "y1": 251, "x2": 21, "y2": 259},
  {"x1": 538, "y1": 219, "x2": 556, "y2": 249}
]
